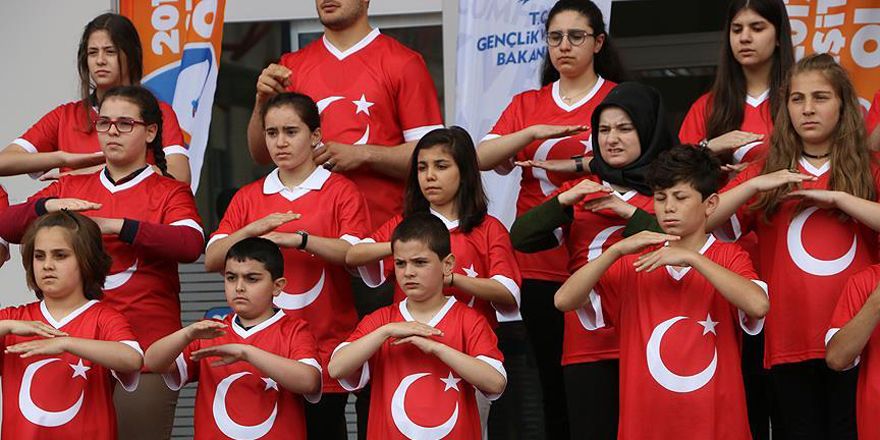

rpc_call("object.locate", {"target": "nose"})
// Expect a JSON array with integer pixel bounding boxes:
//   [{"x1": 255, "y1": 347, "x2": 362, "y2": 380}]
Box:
[
  {"x1": 739, "y1": 28, "x2": 752, "y2": 43},
  {"x1": 235, "y1": 278, "x2": 246, "y2": 292},
  {"x1": 107, "y1": 122, "x2": 121, "y2": 136},
  {"x1": 403, "y1": 263, "x2": 416, "y2": 278}
]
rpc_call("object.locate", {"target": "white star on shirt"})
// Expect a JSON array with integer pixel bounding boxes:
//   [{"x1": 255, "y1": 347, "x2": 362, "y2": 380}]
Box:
[
  {"x1": 580, "y1": 139, "x2": 591, "y2": 151},
  {"x1": 698, "y1": 313, "x2": 719, "y2": 336},
  {"x1": 352, "y1": 94, "x2": 374, "y2": 116},
  {"x1": 262, "y1": 377, "x2": 278, "y2": 391},
  {"x1": 440, "y1": 372, "x2": 461, "y2": 392},
  {"x1": 69, "y1": 359, "x2": 90, "y2": 379},
  {"x1": 462, "y1": 264, "x2": 479, "y2": 278}
]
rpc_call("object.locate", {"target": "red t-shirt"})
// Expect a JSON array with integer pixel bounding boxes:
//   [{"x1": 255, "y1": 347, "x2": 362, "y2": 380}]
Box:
[
  {"x1": 827, "y1": 265, "x2": 880, "y2": 440},
  {"x1": 163, "y1": 312, "x2": 320, "y2": 440},
  {"x1": 596, "y1": 236, "x2": 762, "y2": 439},
  {"x1": 336, "y1": 297, "x2": 505, "y2": 440},
  {"x1": 0, "y1": 301, "x2": 141, "y2": 440},
  {"x1": 281, "y1": 29, "x2": 444, "y2": 229},
  {"x1": 12, "y1": 99, "x2": 188, "y2": 171},
  {"x1": 725, "y1": 158, "x2": 880, "y2": 367},
  {"x1": 679, "y1": 92, "x2": 773, "y2": 164},
  {"x1": 26, "y1": 168, "x2": 203, "y2": 350},
  {"x1": 554, "y1": 176, "x2": 655, "y2": 365},
  {"x1": 867, "y1": 90, "x2": 880, "y2": 135},
  {"x1": 359, "y1": 211, "x2": 521, "y2": 326},
  {"x1": 486, "y1": 78, "x2": 616, "y2": 281},
  {"x1": 210, "y1": 167, "x2": 369, "y2": 393}
]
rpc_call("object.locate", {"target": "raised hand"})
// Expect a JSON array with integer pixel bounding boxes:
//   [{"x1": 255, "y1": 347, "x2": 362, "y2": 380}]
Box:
[
  {"x1": 747, "y1": 169, "x2": 816, "y2": 192},
  {"x1": 706, "y1": 130, "x2": 763, "y2": 153},
  {"x1": 44, "y1": 198, "x2": 102, "y2": 213},
  {"x1": 382, "y1": 321, "x2": 443, "y2": 340},
  {"x1": 528, "y1": 124, "x2": 590, "y2": 141},
  {"x1": 244, "y1": 212, "x2": 301, "y2": 237},
  {"x1": 256, "y1": 64, "x2": 292, "y2": 101},
  {"x1": 558, "y1": 179, "x2": 613, "y2": 206},
  {"x1": 581, "y1": 194, "x2": 637, "y2": 219},
  {"x1": 59, "y1": 151, "x2": 106, "y2": 170},
  {"x1": 634, "y1": 246, "x2": 694, "y2": 273},
  {"x1": 0, "y1": 320, "x2": 67, "y2": 338},
  {"x1": 312, "y1": 142, "x2": 368, "y2": 172},
  {"x1": 610, "y1": 230, "x2": 680, "y2": 257},
  {"x1": 190, "y1": 343, "x2": 249, "y2": 367},
  {"x1": 787, "y1": 189, "x2": 841, "y2": 209},
  {"x1": 6, "y1": 337, "x2": 69, "y2": 358},
  {"x1": 184, "y1": 320, "x2": 228, "y2": 341},
  {"x1": 515, "y1": 158, "x2": 583, "y2": 173},
  {"x1": 392, "y1": 335, "x2": 440, "y2": 354}
]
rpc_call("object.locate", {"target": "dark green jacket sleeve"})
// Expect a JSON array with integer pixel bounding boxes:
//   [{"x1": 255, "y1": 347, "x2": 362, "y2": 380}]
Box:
[
  {"x1": 510, "y1": 196, "x2": 574, "y2": 253},
  {"x1": 623, "y1": 208, "x2": 663, "y2": 236}
]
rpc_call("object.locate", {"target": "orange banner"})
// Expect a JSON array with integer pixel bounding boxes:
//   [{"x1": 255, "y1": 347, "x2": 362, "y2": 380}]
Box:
[{"x1": 786, "y1": 0, "x2": 880, "y2": 112}]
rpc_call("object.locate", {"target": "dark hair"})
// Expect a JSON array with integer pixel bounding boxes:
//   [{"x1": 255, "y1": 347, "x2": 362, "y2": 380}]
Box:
[
  {"x1": 225, "y1": 237, "x2": 285, "y2": 280},
  {"x1": 540, "y1": 0, "x2": 627, "y2": 86},
  {"x1": 101, "y1": 85, "x2": 171, "y2": 178},
  {"x1": 705, "y1": 0, "x2": 794, "y2": 140},
  {"x1": 77, "y1": 13, "x2": 144, "y2": 132},
  {"x1": 404, "y1": 127, "x2": 487, "y2": 233},
  {"x1": 21, "y1": 211, "x2": 111, "y2": 300},
  {"x1": 391, "y1": 212, "x2": 452, "y2": 259},
  {"x1": 648, "y1": 145, "x2": 722, "y2": 200},
  {"x1": 260, "y1": 92, "x2": 321, "y2": 132}
]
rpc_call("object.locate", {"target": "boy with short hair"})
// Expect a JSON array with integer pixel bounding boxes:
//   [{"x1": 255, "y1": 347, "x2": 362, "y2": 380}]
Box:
[
  {"x1": 144, "y1": 237, "x2": 321, "y2": 439},
  {"x1": 555, "y1": 146, "x2": 770, "y2": 439},
  {"x1": 328, "y1": 213, "x2": 507, "y2": 440}
]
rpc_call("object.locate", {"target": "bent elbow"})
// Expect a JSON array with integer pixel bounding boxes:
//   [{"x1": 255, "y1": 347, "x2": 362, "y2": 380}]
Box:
[{"x1": 825, "y1": 352, "x2": 850, "y2": 372}]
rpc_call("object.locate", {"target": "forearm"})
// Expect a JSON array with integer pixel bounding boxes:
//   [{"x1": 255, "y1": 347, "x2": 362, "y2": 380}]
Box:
[
  {"x1": 432, "y1": 344, "x2": 506, "y2": 395},
  {"x1": 452, "y1": 276, "x2": 517, "y2": 306},
  {"x1": 302, "y1": 236, "x2": 352, "y2": 266},
  {"x1": 328, "y1": 329, "x2": 388, "y2": 379},
  {"x1": 345, "y1": 241, "x2": 392, "y2": 266},
  {"x1": 143, "y1": 328, "x2": 192, "y2": 373},
  {"x1": 826, "y1": 304, "x2": 880, "y2": 371},
  {"x1": 835, "y1": 192, "x2": 880, "y2": 232},
  {"x1": 243, "y1": 345, "x2": 321, "y2": 394},
  {"x1": 689, "y1": 254, "x2": 768, "y2": 318},
  {"x1": 0, "y1": 198, "x2": 43, "y2": 243},
  {"x1": 247, "y1": 103, "x2": 272, "y2": 165},
  {"x1": 65, "y1": 338, "x2": 143, "y2": 372},
  {"x1": 555, "y1": 250, "x2": 619, "y2": 311},
  {"x1": 477, "y1": 132, "x2": 531, "y2": 172},
  {"x1": 510, "y1": 196, "x2": 571, "y2": 253},
  {"x1": 165, "y1": 155, "x2": 191, "y2": 184},
  {"x1": 205, "y1": 230, "x2": 256, "y2": 271},
  {"x1": 707, "y1": 183, "x2": 756, "y2": 230},
  {"x1": 0, "y1": 149, "x2": 64, "y2": 175},
  {"x1": 361, "y1": 142, "x2": 415, "y2": 180},
  {"x1": 126, "y1": 221, "x2": 204, "y2": 263}
]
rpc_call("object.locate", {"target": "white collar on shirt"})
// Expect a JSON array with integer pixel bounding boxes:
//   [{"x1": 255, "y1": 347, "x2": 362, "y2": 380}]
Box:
[
  {"x1": 429, "y1": 209, "x2": 460, "y2": 230},
  {"x1": 231, "y1": 309, "x2": 286, "y2": 339},
  {"x1": 746, "y1": 89, "x2": 770, "y2": 108},
  {"x1": 322, "y1": 28, "x2": 381, "y2": 61},
  {"x1": 40, "y1": 300, "x2": 98, "y2": 329},
  {"x1": 399, "y1": 296, "x2": 457, "y2": 327},
  {"x1": 99, "y1": 166, "x2": 154, "y2": 194},
  {"x1": 263, "y1": 166, "x2": 332, "y2": 202},
  {"x1": 551, "y1": 76, "x2": 606, "y2": 112}
]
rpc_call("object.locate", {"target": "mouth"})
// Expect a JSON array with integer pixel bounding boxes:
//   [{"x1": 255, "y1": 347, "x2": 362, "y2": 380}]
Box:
[
  {"x1": 738, "y1": 49, "x2": 756, "y2": 56},
  {"x1": 661, "y1": 219, "x2": 680, "y2": 227},
  {"x1": 320, "y1": 1, "x2": 340, "y2": 12},
  {"x1": 403, "y1": 282, "x2": 420, "y2": 289}
]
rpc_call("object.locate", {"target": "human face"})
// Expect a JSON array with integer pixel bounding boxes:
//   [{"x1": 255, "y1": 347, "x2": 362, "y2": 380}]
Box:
[
  {"x1": 653, "y1": 182, "x2": 717, "y2": 238},
  {"x1": 33, "y1": 227, "x2": 84, "y2": 300},
  {"x1": 417, "y1": 145, "x2": 461, "y2": 210},
  {"x1": 393, "y1": 239, "x2": 453, "y2": 303},
  {"x1": 547, "y1": 10, "x2": 604, "y2": 79},
  {"x1": 98, "y1": 97, "x2": 156, "y2": 169},
  {"x1": 729, "y1": 8, "x2": 777, "y2": 69},
  {"x1": 87, "y1": 30, "x2": 129, "y2": 89},
  {"x1": 315, "y1": 0, "x2": 367, "y2": 30},
  {"x1": 597, "y1": 107, "x2": 641, "y2": 168},
  {"x1": 224, "y1": 258, "x2": 284, "y2": 321},
  {"x1": 788, "y1": 71, "x2": 841, "y2": 149},
  {"x1": 264, "y1": 106, "x2": 320, "y2": 171}
]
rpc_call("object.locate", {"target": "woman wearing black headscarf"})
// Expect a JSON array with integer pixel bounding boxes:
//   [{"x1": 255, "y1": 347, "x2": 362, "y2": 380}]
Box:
[{"x1": 510, "y1": 82, "x2": 673, "y2": 440}]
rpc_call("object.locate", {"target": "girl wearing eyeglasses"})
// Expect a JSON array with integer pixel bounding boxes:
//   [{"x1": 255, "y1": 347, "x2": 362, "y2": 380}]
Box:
[
  {"x1": 475, "y1": 1, "x2": 626, "y2": 437},
  {"x1": 0, "y1": 85, "x2": 204, "y2": 439},
  {"x1": 0, "y1": 13, "x2": 191, "y2": 183}
]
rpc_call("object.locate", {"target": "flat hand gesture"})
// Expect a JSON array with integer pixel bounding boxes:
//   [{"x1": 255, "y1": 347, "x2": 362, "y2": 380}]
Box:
[
  {"x1": 787, "y1": 189, "x2": 840, "y2": 209},
  {"x1": 634, "y1": 245, "x2": 694, "y2": 273},
  {"x1": 44, "y1": 198, "x2": 102, "y2": 213},
  {"x1": 191, "y1": 343, "x2": 249, "y2": 367},
  {"x1": 558, "y1": 179, "x2": 613, "y2": 206},
  {"x1": 748, "y1": 169, "x2": 816, "y2": 192},
  {"x1": 515, "y1": 158, "x2": 585, "y2": 173},
  {"x1": 256, "y1": 64, "x2": 292, "y2": 101},
  {"x1": 1, "y1": 320, "x2": 67, "y2": 338},
  {"x1": 610, "y1": 230, "x2": 680, "y2": 257},
  {"x1": 261, "y1": 232, "x2": 301, "y2": 249},
  {"x1": 185, "y1": 320, "x2": 228, "y2": 341},
  {"x1": 382, "y1": 322, "x2": 443, "y2": 340},
  {"x1": 244, "y1": 212, "x2": 301, "y2": 237},
  {"x1": 581, "y1": 194, "x2": 637, "y2": 219},
  {"x1": 6, "y1": 337, "x2": 69, "y2": 358},
  {"x1": 392, "y1": 335, "x2": 440, "y2": 355},
  {"x1": 707, "y1": 130, "x2": 763, "y2": 153},
  {"x1": 528, "y1": 124, "x2": 589, "y2": 141}
]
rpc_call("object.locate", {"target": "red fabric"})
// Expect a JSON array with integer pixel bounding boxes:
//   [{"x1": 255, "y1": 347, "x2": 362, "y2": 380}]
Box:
[
  {"x1": 281, "y1": 31, "x2": 443, "y2": 229},
  {"x1": 866, "y1": 90, "x2": 880, "y2": 135},
  {"x1": 596, "y1": 238, "x2": 755, "y2": 439},
  {"x1": 0, "y1": 301, "x2": 138, "y2": 440},
  {"x1": 828, "y1": 265, "x2": 880, "y2": 440},
  {"x1": 724, "y1": 159, "x2": 880, "y2": 367},
  {"x1": 679, "y1": 92, "x2": 772, "y2": 164},
  {"x1": 340, "y1": 298, "x2": 503, "y2": 440},
  {"x1": 169, "y1": 312, "x2": 318, "y2": 440},
  {"x1": 132, "y1": 221, "x2": 203, "y2": 262},
  {"x1": 487, "y1": 78, "x2": 616, "y2": 281},
  {"x1": 367, "y1": 213, "x2": 521, "y2": 327},
  {"x1": 212, "y1": 168, "x2": 369, "y2": 393}
]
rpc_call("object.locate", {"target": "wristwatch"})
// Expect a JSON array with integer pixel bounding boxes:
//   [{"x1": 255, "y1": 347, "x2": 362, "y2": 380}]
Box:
[
  {"x1": 571, "y1": 155, "x2": 585, "y2": 172},
  {"x1": 295, "y1": 230, "x2": 309, "y2": 250}
]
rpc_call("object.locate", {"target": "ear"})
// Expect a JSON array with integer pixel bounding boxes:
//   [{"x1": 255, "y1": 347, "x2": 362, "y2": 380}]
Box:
[
  {"x1": 311, "y1": 127, "x2": 322, "y2": 148},
  {"x1": 272, "y1": 277, "x2": 287, "y2": 297},
  {"x1": 594, "y1": 33, "x2": 606, "y2": 54},
  {"x1": 145, "y1": 123, "x2": 158, "y2": 144},
  {"x1": 442, "y1": 253, "x2": 456, "y2": 277},
  {"x1": 704, "y1": 192, "x2": 720, "y2": 217}
]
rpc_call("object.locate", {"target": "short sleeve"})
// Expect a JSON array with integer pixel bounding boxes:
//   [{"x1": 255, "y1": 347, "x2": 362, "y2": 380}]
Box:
[
  {"x1": 357, "y1": 215, "x2": 402, "y2": 287},
  {"x1": 394, "y1": 54, "x2": 444, "y2": 142},
  {"x1": 720, "y1": 244, "x2": 767, "y2": 335},
  {"x1": 825, "y1": 268, "x2": 877, "y2": 369},
  {"x1": 209, "y1": 187, "x2": 251, "y2": 248},
  {"x1": 285, "y1": 319, "x2": 322, "y2": 403},
  {"x1": 333, "y1": 308, "x2": 389, "y2": 391},
  {"x1": 717, "y1": 162, "x2": 763, "y2": 238},
  {"x1": 162, "y1": 337, "x2": 202, "y2": 391},
  {"x1": 485, "y1": 219, "x2": 522, "y2": 317},
  {"x1": 159, "y1": 102, "x2": 188, "y2": 157},
  {"x1": 15, "y1": 105, "x2": 66, "y2": 154},
  {"x1": 463, "y1": 311, "x2": 506, "y2": 400},
  {"x1": 97, "y1": 307, "x2": 143, "y2": 391},
  {"x1": 485, "y1": 94, "x2": 523, "y2": 139},
  {"x1": 161, "y1": 184, "x2": 203, "y2": 233},
  {"x1": 678, "y1": 94, "x2": 709, "y2": 145},
  {"x1": 595, "y1": 256, "x2": 629, "y2": 326},
  {"x1": 334, "y1": 182, "x2": 371, "y2": 245}
]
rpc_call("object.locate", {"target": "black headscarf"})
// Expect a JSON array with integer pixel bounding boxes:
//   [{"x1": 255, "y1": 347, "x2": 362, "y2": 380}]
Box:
[{"x1": 588, "y1": 82, "x2": 675, "y2": 195}]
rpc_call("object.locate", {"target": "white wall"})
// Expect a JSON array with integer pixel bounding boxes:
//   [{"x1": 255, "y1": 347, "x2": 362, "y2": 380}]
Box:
[{"x1": 0, "y1": 0, "x2": 114, "y2": 307}]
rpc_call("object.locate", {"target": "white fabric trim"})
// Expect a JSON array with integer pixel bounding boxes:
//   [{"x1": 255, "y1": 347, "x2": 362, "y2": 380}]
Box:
[
  {"x1": 161, "y1": 353, "x2": 190, "y2": 391},
  {"x1": 746, "y1": 90, "x2": 770, "y2": 108},
  {"x1": 0, "y1": 236, "x2": 9, "y2": 263},
  {"x1": 353, "y1": 238, "x2": 387, "y2": 288},
  {"x1": 551, "y1": 77, "x2": 605, "y2": 112},
  {"x1": 430, "y1": 209, "x2": 460, "y2": 230},
  {"x1": 825, "y1": 328, "x2": 860, "y2": 370},
  {"x1": 170, "y1": 218, "x2": 204, "y2": 235},
  {"x1": 162, "y1": 145, "x2": 189, "y2": 157},
  {"x1": 480, "y1": 134, "x2": 502, "y2": 143},
  {"x1": 322, "y1": 28, "x2": 381, "y2": 60},
  {"x1": 399, "y1": 296, "x2": 457, "y2": 327},
  {"x1": 99, "y1": 166, "x2": 155, "y2": 193},
  {"x1": 666, "y1": 235, "x2": 716, "y2": 281},
  {"x1": 332, "y1": 342, "x2": 371, "y2": 391},
  {"x1": 231, "y1": 310, "x2": 286, "y2": 339},
  {"x1": 40, "y1": 300, "x2": 98, "y2": 329},
  {"x1": 340, "y1": 234, "x2": 361, "y2": 246},
  {"x1": 602, "y1": 180, "x2": 637, "y2": 202},
  {"x1": 475, "y1": 355, "x2": 507, "y2": 401},
  {"x1": 11, "y1": 138, "x2": 38, "y2": 154},
  {"x1": 111, "y1": 340, "x2": 143, "y2": 392},
  {"x1": 297, "y1": 358, "x2": 323, "y2": 403},
  {"x1": 490, "y1": 275, "x2": 521, "y2": 322},
  {"x1": 739, "y1": 280, "x2": 768, "y2": 335},
  {"x1": 799, "y1": 157, "x2": 830, "y2": 177},
  {"x1": 403, "y1": 125, "x2": 445, "y2": 142},
  {"x1": 262, "y1": 167, "x2": 332, "y2": 202},
  {"x1": 206, "y1": 233, "x2": 229, "y2": 250}
]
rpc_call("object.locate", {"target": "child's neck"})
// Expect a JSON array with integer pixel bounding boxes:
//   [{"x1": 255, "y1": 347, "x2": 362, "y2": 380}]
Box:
[
  {"x1": 430, "y1": 202, "x2": 458, "y2": 221},
  {"x1": 668, "y1": 229, "x2": 708, "y2": 252},
  {"x1": 106, "y1": 160, "x2": 147, "y2": 181},
  {"x1": 278, "y1": 162, "x2": 317, "y2": 189},
  {"x1": 406, "y1": 292, "x2": 448, "y2": 323},
  {"x1": 237, "y1": 308, "x2": 276, "y2": 328},
  {"x1": 43, "y1": 292, "x2": 90, "y2": 321},
  {"x1": 742, "y1": 62, "x2": 771, "y2": 97}
]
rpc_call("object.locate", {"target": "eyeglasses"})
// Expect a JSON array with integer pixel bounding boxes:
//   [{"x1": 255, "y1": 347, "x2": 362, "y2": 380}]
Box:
[
  {"x1": 94, "y1": 117, "x2": 148, "y2": 133},
  {"x1": 546, "y1": 30, "x2": 595, "y2": 47}
]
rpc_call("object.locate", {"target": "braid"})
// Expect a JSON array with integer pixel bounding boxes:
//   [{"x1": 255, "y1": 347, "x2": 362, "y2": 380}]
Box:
[{"x1": 150, "y1": 130, "x2": 172, "y2": 178}]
